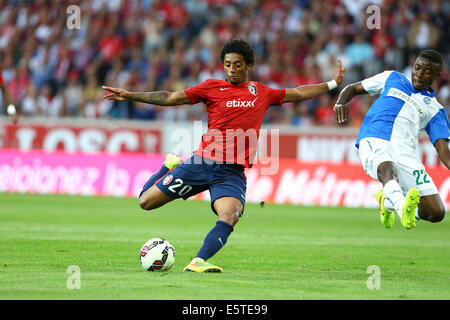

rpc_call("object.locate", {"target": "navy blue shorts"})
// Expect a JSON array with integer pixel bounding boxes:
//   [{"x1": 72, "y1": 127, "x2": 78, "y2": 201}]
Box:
[{"x1": 155, "y1": 155, "x2": 247, "y2": 215}]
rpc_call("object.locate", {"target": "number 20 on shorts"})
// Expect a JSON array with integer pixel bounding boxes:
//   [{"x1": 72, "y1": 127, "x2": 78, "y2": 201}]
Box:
[{"x1": 168, "y1": 178, "x2": 193, "y2": 196}]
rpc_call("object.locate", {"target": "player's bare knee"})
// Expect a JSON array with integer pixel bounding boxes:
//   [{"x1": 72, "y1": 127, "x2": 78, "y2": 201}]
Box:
[
  {"x1": 232, "y1": 203, "x2": 244, "y2": 225},
  {"x1": 429, "y1": 207, "x2": 445, "y2": 223},
  {"x1": 139, "y1": 195, "x2": 157, "y2": 211},
  {"x1": 219, "y1": 208, "x2": 241, "y2": 226},
  {"x1": 377, "y1": 162, "x2": 397, "y2": 184},
  {"x1": 421, "y1": 202, "x2": 445, "y2": 222},
  {"x1": 139, "y1": 196, "x2": 151, "y2": 210},
  {"x1": 222, "y1": 212, "x2": 239, "y2": 226}
]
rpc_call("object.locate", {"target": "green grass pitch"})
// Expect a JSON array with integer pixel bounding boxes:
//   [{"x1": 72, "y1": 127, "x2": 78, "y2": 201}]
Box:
[{"x1": 0, "y1": 193, "x2": 449, "y2": 300}]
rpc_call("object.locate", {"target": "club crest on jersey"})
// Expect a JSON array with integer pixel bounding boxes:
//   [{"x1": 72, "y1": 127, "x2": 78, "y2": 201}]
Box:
[
  {"x1": 163, "y1": 175, "x2": 173, "y2": 185},
  {"x1": 423, "y1": 97, "x2": 431, "y2": 105},
  {"x1": 248, "y1": 82, "x2": 257, "y2": 96}
]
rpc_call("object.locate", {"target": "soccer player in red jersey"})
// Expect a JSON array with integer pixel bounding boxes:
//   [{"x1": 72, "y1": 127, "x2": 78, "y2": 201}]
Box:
[
  {"x1": 0, "y1": 66, "x2": 17, "y2": 123},
  {"x1": 103, "y1": 39, "x2": 345, "y2": 272}
]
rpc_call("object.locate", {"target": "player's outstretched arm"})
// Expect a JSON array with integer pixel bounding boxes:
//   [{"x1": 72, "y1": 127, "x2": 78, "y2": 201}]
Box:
[
  {"x1": 434, "y1": 138, "x2": 450, "y2": 169},
  {"x1": 102, "y1": 86, "x2": 191, "y2": 106},
  {"x1": 333, "y1": 82, "x2": 368, "y2": 124},
  {"x1": 282, "y1": 58, "x2": 346, "y2": 103}
]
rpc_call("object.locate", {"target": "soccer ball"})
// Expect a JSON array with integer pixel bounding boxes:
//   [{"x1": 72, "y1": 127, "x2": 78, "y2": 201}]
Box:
[{"x1": 139, "y1": 238, "x2": 175, "y2": 271}]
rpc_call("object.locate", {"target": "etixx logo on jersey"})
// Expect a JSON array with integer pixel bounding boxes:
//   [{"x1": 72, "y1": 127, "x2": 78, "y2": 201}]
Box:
[{"x1": 226, "y1": 97, "x2": 257, "y2": 108}]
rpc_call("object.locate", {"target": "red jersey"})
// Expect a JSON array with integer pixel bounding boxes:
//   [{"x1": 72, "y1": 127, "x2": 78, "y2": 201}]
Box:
[
  {"x1": 184, "y1": 79, "x2": 285, "y2": 168},
  {"x1": 0, "y1": 66, "x2": 3, "y2": 85}
]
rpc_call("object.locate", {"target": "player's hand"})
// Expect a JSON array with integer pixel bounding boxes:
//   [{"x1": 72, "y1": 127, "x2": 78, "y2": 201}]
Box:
[
  {"x1": 333, "y1": 58, "x2": 346, "y2": 85},
  {"x1": 333, "y1": 103, "x2": 349, "y2": 124},
  {"x1": 102, "y1": 86, "x2": 131, "y2": 101},
  {"x1": 6, "y1": 104, "x2": 18, "y2": 124}
]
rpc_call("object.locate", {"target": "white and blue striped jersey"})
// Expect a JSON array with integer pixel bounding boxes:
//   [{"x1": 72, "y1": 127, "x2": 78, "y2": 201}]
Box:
[{"x1": 356, "y1": 70, "x2": 450, "y2": 151}]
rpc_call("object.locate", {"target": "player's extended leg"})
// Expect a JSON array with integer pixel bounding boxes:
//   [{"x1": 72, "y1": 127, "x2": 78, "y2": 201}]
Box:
[
  {"x1": 377, "y1": 161, "x2": 419, "y2": 229},
  {"x1": 138, "y1": 154, "x2": 181, "y2": 210},
  {"x1": 139, "y1": 185, "x2": 174, "y2": 210},
  {"x1": 184, "y1": 197, "x2": 243, "y2": 273},
  {"x1": 417, "y1": 194, "x2": 446, "y2": 222}
]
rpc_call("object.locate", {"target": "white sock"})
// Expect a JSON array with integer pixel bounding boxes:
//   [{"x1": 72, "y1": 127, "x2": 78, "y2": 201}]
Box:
[
  {"x1": 383, "y1": 180, "x2": 404, "y2": 219},
  {"x1": 414, "y1": 208, "x2": 421, "y2": 221},
  {"x1": 383, "y1": 197, "x2": 395, "y2": 212}
]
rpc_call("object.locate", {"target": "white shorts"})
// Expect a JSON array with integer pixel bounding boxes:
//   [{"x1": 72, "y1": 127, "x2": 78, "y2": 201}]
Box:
[{"x1": 358, "y1": 137, "x2": 438, "y2": 196}]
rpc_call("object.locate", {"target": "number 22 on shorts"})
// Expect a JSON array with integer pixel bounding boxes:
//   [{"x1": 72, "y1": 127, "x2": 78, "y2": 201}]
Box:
[{"x1": 413, "y1": 169, "x2": 430, "y2": 185}]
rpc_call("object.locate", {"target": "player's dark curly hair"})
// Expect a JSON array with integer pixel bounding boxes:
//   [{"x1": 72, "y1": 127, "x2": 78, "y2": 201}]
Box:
[
  {"x1": 419, "y1": 50, "x2": 443, "y2": 69},
  {"x1": 220, "y1": 39, "x2": 255, "y2": 66}
]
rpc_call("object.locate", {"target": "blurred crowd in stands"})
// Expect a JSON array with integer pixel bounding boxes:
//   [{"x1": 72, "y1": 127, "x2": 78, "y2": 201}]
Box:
[{"x1": 0, "y1": 0, "x2": 449, "y2": 127}]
